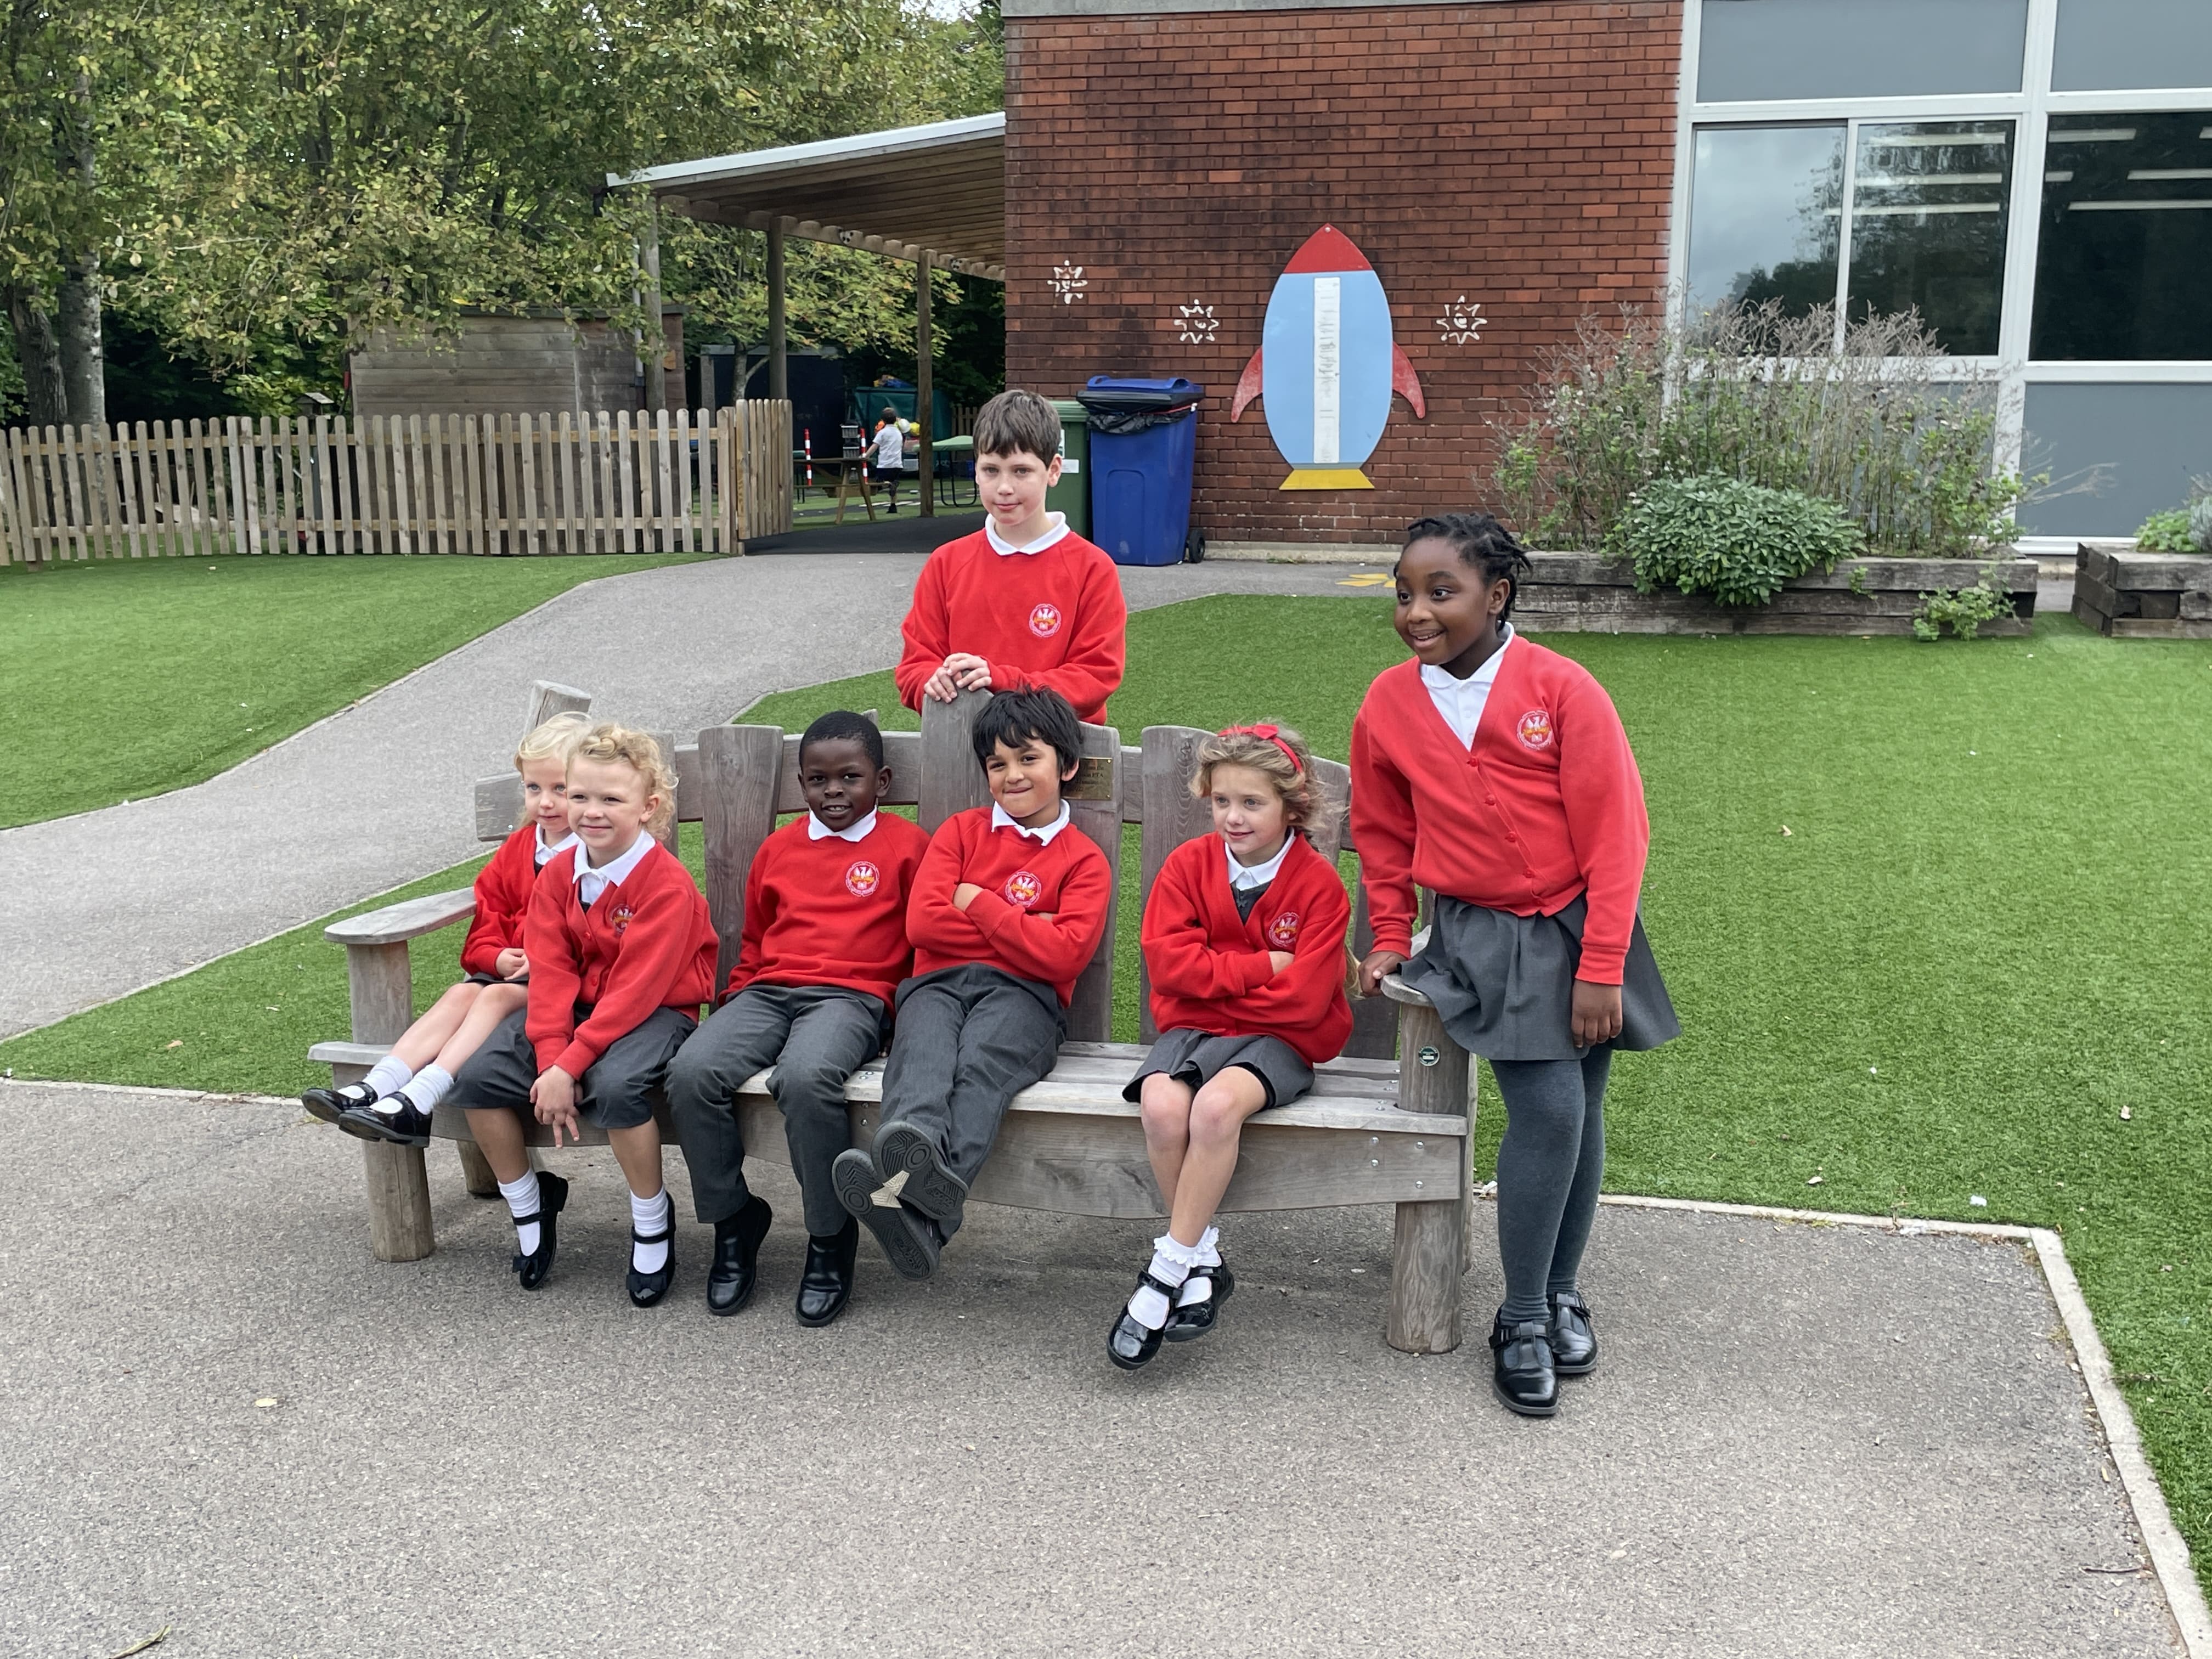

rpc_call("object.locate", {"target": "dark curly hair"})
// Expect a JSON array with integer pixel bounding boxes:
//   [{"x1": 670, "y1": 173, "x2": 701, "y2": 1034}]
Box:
[{"x1": 1401, "y1": 512, "x2": 1535, "y2": 622}]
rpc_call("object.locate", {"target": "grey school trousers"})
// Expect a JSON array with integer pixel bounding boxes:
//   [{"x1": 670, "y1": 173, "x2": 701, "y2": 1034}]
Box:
[
  {"x1": 878, "y1": 963, "x2": 1064, "y2": 1239},
  {"x1": 667, "y1": 982, "x2": 888, "y2": 1237}
]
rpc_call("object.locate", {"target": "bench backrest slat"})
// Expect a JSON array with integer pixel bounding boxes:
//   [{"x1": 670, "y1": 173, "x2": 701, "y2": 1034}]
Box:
[
  {"x1": 696, "y1": 724, "x2": 784, "y2": 987},
  {"x1": 1136, "y1": 727, "x2": 1219, "y2": 1043}
]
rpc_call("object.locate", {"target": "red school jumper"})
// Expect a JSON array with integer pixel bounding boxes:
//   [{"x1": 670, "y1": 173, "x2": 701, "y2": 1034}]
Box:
[
  {"x1": 1350, "y1": 639, "x2": 1652, "y2": 986},
  {"x1": 459, "y1": 822, "x2": 562, "y2": 977},
  {"x1": 523, "y1": 839, "x2": 718, "y2": 1079},
  {"x1": 893, "y1": 528, "x2": 1128, "y2": 725},
  {"x1": 723, "y1": 813, "x2": 933, "y2": 1008},
  {"x1": 906, "y1": 807, "x2": 1114, "y2": 1008},
  {"x1": 1142, "y1": 833, "x2": 1353, "y2": 1067}
]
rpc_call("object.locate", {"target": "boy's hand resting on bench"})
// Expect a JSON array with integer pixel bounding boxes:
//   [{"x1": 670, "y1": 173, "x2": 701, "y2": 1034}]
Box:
[
  {"x1": 923, "y1": 653, "x2": 994, "y2": 703},
  {"x1": 531, "y1": 1066, "x2": 582, "y2": 1146},
  {"x1": 495, "y1": 948, "x2": 528, "y2": 980},
  {"x1": 1355, "y1": 947, "x2": 1407, "y2": 997}
]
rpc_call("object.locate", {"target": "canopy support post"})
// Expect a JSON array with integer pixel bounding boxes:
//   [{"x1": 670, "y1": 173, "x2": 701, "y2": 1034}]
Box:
[{"x1": 917, "y1": 250, "x2": 934, "y2": 520}]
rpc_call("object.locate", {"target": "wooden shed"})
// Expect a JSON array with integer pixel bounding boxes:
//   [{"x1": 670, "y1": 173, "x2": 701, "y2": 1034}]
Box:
[{"x1": 349, "y1": 310, "x2": 684, "y2": 420}]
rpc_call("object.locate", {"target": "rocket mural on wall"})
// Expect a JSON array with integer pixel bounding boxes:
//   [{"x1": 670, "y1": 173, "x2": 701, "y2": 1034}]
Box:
[{"x1": 1231, "y1": 225, "x2": 1425, "y2": 490}]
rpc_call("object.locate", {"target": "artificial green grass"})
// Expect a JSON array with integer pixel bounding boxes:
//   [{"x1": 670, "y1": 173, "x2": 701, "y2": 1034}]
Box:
[
  {"x1": 0, "y1": 550, "x2": 704, "y2": 828},
  {"x1": 3, "y1": 595, "x2": 2208, "y2": 1587}
]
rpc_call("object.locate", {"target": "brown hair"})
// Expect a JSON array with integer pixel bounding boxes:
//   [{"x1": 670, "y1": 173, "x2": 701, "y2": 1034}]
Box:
[
  {"x1": 569, "y1": 723, "x2": 677, "y2": 837},
  {"x1": 1188, "y1": 722, "x2": 1333, "y2": 839},
  {"x1": 972, "y1": 388, "x2": 1062, "y2": 464}
]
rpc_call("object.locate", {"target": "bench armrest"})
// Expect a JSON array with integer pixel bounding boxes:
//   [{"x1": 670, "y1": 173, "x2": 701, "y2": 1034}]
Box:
[{"x1": 324, "y1": 888, "x2": 477, "y2": 947}]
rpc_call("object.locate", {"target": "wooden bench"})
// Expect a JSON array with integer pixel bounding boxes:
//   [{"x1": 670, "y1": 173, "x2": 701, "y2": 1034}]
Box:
[{"x1": 312, "y1": 683, "x2": 1479, "y2": 1353}]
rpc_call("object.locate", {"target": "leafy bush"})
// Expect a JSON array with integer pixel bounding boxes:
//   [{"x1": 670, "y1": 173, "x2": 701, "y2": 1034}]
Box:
[
  {"x1": 1617, "y1": 474, "x2": 1861, "y2": 608},
  {"x1": 1492, "y1": 301, "x2": 2030, "y2": 560},
  {"x1": 2191, "y1": 497, "x2": 2212, "y2": 554},
  {"x1": 1913, "y1": 570, "x2": 2019, "y2": 641},
  {"x1": 2137, "y1": 510, "x2": 2194, "y2": 552}
]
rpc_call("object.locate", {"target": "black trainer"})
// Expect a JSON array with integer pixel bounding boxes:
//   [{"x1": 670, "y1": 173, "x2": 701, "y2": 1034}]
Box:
[
  {"x1": 1547, "y1": 1290, "x2": 1599, "y2": 1375},
  {"x1": 338, "y1": 1097, "x2": 433, "y2": 1147},
  {"x1": 512, "y1": 1171, "x2": 569, "y2": 1291},
  {"x1": 1489, "y1": 1310, "x2": 1559, "y2": 1417},
  {"x1": 832, "y1": 1148, "x2": 941, "y2": 1280},
  {"x1": 1163, "y1": 1262, "x2": 1235, "y2": 1343},
  {"x1": 303, "y1": 1083, "x2": 374, "y2": 1125},
  {"x1": 870, "y1": 1121, "x2": 968, "y2": 1225}
]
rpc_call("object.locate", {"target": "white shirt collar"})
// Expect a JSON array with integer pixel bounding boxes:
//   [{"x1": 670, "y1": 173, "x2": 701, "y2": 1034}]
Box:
[
  {"x1": 806, "y1": 809, "x2": 879, "y2": 843},
  {"x1": 573, "y1": 830, "x2": 655, "y2": 900},
  {"x1": 1226, "y1": 833, "x2": 1294, "y2": 890},
  {"x1": 1419, "y1": 625, "x2": 1515, "y2": 747},
  {"x1": 534, "y1": 827, "x2": 578, "y2": 867},
  {"x1": 990, "y1": 800, "x2": 1071, "y2": 844},
  {"x1": 986, "y1": 511, "x2": 1071, "y2": 557}
]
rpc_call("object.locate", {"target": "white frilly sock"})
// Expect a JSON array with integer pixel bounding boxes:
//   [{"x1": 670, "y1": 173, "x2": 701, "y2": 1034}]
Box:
[
  {"x1": 1178, "y1": 1226, "x2": 1222, "y2": 1306},
  {"x1": 1126, "y1": 1233, "x2": 1199, "y2": 1330}
]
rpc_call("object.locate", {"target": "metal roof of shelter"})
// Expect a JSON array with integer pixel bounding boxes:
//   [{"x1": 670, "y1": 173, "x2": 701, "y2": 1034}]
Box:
[{"x1": 615, "y1": 113, "x2": 1005, "y2": 281}]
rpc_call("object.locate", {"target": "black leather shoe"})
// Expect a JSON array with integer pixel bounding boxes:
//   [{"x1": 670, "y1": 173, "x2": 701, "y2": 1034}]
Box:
[
  {"x1": 1108, "y1": 1270, "x2": 1181, "y2": 1371},
  {"x1": 303, "y1": 1083, "x2": 373, "y2": 1125},
  {"x1": 627, "y1": 1203, "x2": 678, "y2": 1309},
  {"x1": 871, "y1": 1121, "x2": 968, "y2": 1224},
  {"x1": 832, "y1": 1149, "x2": 940, "y2": 1280},
  {"x1": 1163, "y1": 1263, "x2": 1235, "y2": 1344},
  {"x1": 511, "y1": 1171, "x2": 569, "y2": 1291},
  {"x1": 338, "y1": 1097, "x2": 433, "y2": 1147},
  {"x1": 704, "y1": 1195, "x2": 773, "y2": 1317},
  {"x1": 1490, "y1": 1311, "x2": 1559, "y2": 1417},
  {"x1": 795, "y1": 1220, "x2": 859, "y2": 1327},
  {"x1": 1547, "y1": 1290, "x2": 1599, "y2": 1375}
]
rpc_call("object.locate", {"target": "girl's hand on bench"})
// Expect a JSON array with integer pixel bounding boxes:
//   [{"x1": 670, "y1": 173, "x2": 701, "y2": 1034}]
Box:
[
  {"x1": 1356, "y1": 948, "x2": 1407, "y2": 997},
  {"x1": 532, "y1": 1066, "x2": 582, "y2": 1146}
]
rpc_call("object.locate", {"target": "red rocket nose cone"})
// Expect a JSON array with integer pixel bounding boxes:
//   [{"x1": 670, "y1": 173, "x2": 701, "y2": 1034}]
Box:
[{"x1": 1283, "y1": 224, "x2": 1374, "y2": 275}]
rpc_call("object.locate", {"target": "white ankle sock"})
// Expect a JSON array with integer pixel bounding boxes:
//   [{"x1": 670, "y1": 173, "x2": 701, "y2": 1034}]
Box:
[
  {"x1": 1126, "y1": 1233, "x2": 1198, "y2": 1330},
  {"x1": 392, "y1": 1065, "x2": 453, "y2": 1115},
  {"x1": 1179, "y1": 1226, "x2": 1222, "y2": 1306},
  {"x1": 630, "y1": 1188, "x2": 672, "y2": 1275},
  {"x1": 363, "y1": 1056, "x2": 413, "y2": 1097},
  {"x1": 500, "y1": 1171, "x2": 543, "y2": 1256}
]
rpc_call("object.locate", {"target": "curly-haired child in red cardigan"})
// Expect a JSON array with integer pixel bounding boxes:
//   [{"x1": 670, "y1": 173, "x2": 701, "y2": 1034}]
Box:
[{"x1": 1107, "y1": 723, "x2": 1352, "y2": 1371}]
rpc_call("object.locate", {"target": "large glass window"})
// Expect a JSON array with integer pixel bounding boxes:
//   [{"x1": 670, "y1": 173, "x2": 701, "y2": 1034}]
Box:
[
  {"x1": 2052, "y1": 0, "x2": 2212, "y2": 93},
  {"x1": 2032, "y1": 114, "x2": 2212, "y2": 360},
  {"x1": 1684, "y1": 125, "x2": 1843, "y2": 321},
  {"x1": 1697, "y1": 0, "x2": 2028, "y2": 103},
  {"x1": 2019, "y1": 383, "x2": 2212, "y2": 536},
  {"x1": 1847, "y1": 123, "x2": 2013, "y2": 356}
]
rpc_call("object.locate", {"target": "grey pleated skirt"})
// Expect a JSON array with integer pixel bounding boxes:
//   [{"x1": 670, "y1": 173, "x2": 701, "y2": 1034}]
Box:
[
  {"x1": 1398, "y1": 894, "x2": 1680, "y2": 1063},
  {"x1": 1122, "y1": 1029, "x2": 1316, "y2": 1111}
]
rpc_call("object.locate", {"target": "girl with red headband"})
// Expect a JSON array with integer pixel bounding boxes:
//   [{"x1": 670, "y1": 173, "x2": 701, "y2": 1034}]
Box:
[
  {"x1": 1352, "y1": 512, "x2": 1678, "y2": 1419},
  {"x1": 1108, "y1": 721, "x2": 1352, "y2": 1370}
]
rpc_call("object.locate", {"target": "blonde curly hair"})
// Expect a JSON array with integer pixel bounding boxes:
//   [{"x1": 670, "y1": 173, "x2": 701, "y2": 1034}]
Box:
[
  {"x1": 1188, "y1": 721, "x2": 1333, "y2": 838},
  {"x1": 569, "y1": 723, "x2": 678, "y2": 837},
  {"x1": 513, "y1": 709, "x2": 590, "y2": 770}
]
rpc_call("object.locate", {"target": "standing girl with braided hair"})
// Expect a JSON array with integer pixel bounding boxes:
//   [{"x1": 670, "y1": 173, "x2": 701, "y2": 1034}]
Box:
[
  {"x1": 1108, "y1": 722, "x2": 1353, "y2": 1370},
  {"x1": 1351, "y1": 512, "x2": 1678, "y2": 1417}
]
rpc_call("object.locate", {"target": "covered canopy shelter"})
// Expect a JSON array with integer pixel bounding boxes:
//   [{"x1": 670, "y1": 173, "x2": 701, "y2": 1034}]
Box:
[{"x1": 614, "y1": 112, "x2": 1006, "y2": 517}]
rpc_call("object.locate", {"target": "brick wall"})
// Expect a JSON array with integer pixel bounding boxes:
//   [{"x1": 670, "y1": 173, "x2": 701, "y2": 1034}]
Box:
[{"x1": 1005, "y1": 2, "x2": 1681, "y2": 544}]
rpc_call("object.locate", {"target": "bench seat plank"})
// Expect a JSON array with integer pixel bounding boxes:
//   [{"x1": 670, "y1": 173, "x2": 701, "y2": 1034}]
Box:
[{"x1": 324, "y1": 889, "x2": 477, "y2": 947}]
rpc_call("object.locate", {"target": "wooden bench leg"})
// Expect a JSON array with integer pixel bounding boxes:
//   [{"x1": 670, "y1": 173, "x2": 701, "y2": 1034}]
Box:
[
  {"x1": 364, "y1": 1141, "x2": 436, "y2": 1261},
  {"x1": 455, "y1": 1140, "x2": 500, "y2": 1199},
  {"x1": 1389, "y1": 1198, "x2": 1465, "y2": 1354}
]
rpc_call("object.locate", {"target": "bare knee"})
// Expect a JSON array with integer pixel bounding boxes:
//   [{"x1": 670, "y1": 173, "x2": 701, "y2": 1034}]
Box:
[
  {"x1": 1189, "y1": 1078, "x2": 1258, "y2": 1147},
  {"x1": 1139, "y1": 1074, "x2": 1193, "y2": 1140},
  {"x1": 430, "y1": 981, "x2": 481, "y2": 1017},
  {"x1": 477, "y1": 981, "x2": 527, "y2": 1017}
]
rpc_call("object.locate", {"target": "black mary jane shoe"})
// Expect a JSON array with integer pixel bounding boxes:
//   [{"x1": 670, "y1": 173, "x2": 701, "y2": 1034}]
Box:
[
  {"x1": 832, "y1": 1148, "x2": 941, "y2": 1281},
  {"x1": 1108, "y1": 1271, "x2": 1182, "y2": 1372},
  {"x1": 871, "y1": 1121, "x2": 969, "y2": 1226},
  {"x1": 795, "y1": 1220, "x2": 860, "y2": 1328},
  {"x1": 1547, "y1": 1290, "x2": 1599, "y2": 1376},
  {"x1": 303, "y1": 1084, "x2": 373, "y2": 1125},
  {"x1": 1163, "y1": 1262, "x2": 1235, "y2": 1344},
  {"x1": 1490, "y1": 1311, "x2": 1559, "y2": 1418},
  {"x1": 511, "y1": 1171, "x2": 569, "y2": 1292},
  {"x1": 338, "y1": 1097, "x2": 433, "y2": 1147},
  {"x1": 627, "y1": 1210, "x2": 679, "y2": 1309},
  {"x1": 704, "y1": 1195, "x2": 774, "y2": 1318}
]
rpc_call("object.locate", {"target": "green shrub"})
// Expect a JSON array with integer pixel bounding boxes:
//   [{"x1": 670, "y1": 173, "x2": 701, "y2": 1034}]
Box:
[
  {"x1": 1617, "y1": 473, "x2": 1861, "y2": 608},
  {"x1": 2137, "y1": 509, "x2": 2194, "y2": 552},
  {"x1": 1913, "y1": 570, "x2": 2018, "y2": 641},
  {"x1": 2191, "y1": 496, "x2": 2212, "y2": 553}
]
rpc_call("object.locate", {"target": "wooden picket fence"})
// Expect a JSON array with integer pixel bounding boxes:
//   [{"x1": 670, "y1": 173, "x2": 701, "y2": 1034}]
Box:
[{"x1": 0, "y1": 402, "x2": 793, "y2": 565}]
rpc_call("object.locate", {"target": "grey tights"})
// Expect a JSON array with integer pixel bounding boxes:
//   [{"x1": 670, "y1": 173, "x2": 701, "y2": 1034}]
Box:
[{"x1": 1491, "y1": 1048, "x2": 1612, "y2": 1326}]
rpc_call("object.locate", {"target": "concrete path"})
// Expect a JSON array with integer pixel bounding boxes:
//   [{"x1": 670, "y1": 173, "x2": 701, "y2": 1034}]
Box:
[
  {"x1": 0, "y1": 553, "x2": 1385, "y2": 1040},
  {"x1": 0, "y1": 1079, "x2": 2181, "y2": 1659}
]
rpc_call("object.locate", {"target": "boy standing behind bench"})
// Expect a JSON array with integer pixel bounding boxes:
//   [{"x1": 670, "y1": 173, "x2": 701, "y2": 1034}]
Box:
[
  {"x1": 894, "y1": 388, "x2": 1127, "y2": 726},
  {"x1": 833, "y1": 687, "x2": 1112, "y2": 1280}
]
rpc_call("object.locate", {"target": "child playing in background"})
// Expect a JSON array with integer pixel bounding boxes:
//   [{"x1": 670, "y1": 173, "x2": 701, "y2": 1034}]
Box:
[
  {"x1": 306, "y1": 710, "x2": 586, "y2": 1146},
  {"x1": 832, "y1": 687, "x2": 1111, "y2": 1280},
  {"x1": 667, "y1": 711, "x2": 930, "y2": 1327},
  {"x1": 894, "y1": 389, "x2": 1126, "y2": 725},
  {"x1": 447, "y1": 725, "x2": 718, "y2": 1305},
  {"x1": 1109, "y1": 723, "x2": 1352, "y2": 1370},
  {"x1": 1352, "y1": 512, "x2": 1678, "y2": 1418}
]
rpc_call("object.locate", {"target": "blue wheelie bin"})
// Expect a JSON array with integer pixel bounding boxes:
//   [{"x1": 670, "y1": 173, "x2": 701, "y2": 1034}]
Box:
[{"x1": 1078, "y1": 376, "x2": 1205, "y2": 566}]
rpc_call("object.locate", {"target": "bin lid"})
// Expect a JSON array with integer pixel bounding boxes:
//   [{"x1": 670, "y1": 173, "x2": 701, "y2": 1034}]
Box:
[{"x1": 1077, "y1": 376, "x2": 1206, "y2": 414}]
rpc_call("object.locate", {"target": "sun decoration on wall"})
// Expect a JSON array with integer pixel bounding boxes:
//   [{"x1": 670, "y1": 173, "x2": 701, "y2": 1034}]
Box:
[
  {"x1": 1050, "y1": 264, "x2": 1088, "y2": 303},
  {"x1": 1175, "y1": 303, "x2": 1218, "y2": 344},
  {"x1": 1437, "y1": 296, "x2": 1486, "y2": 346}
]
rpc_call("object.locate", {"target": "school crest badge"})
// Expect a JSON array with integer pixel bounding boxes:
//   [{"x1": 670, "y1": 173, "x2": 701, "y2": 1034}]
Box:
[
  {"x1": 611, "y1": 903, "x2": 635, "y2": 935},
  {"x1": 1516, "y1": 709, "x2": 1554, "y2": 751},
  {"x1": 1003, "y1": 869, "x2": 1043, "y2": 908},
  {"x1": 844, "y1": 860, "x2": 880, "y2": 898},
  {"x1": 1027, "y1": 602, "x2": 1063, "y2": 639},
  {"x1": 1267, "y1": 911, "x2": 1302, "y2": 948}
]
